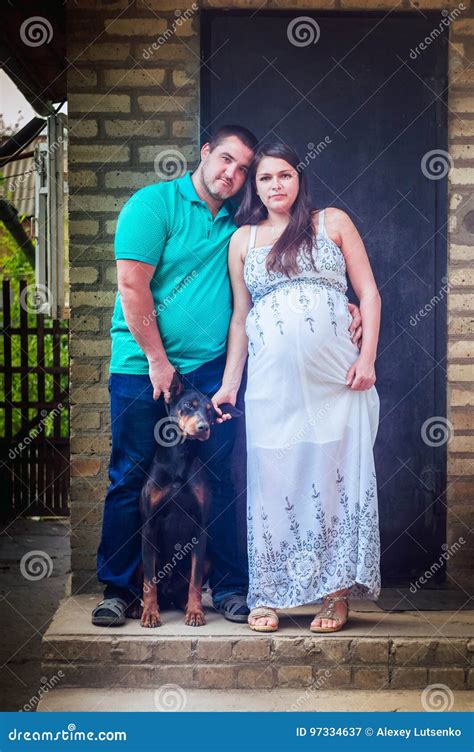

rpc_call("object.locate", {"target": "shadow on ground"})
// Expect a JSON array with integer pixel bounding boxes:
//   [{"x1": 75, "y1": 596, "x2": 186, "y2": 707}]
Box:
[{"x1": 0, "y1": 518, "x2": 71, "y2": 712}]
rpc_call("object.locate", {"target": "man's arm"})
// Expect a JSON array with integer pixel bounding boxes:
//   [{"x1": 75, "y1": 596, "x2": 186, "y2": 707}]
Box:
[{"x1": 117, "y1": 259, "x2": 176, "y2": 401}]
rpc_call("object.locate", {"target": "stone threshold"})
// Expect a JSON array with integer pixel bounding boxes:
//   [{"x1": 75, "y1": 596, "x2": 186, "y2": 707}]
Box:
[
  {"x1": 41, "y1": 594, "x2": 474, "y2": 691},
  {"x1": 46, "y1": 593, "x2": 474, "y2": 638}
]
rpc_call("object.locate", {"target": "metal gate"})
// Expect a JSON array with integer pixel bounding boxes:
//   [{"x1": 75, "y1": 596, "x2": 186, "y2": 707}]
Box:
[{"x1": 0, "y1": 278, "x2": 69, "y2": 520}]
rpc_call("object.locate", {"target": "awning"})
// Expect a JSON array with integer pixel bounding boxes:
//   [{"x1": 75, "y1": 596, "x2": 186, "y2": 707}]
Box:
[{"x1": 0, "y1": 1, "x2": 66, "y2": 117}]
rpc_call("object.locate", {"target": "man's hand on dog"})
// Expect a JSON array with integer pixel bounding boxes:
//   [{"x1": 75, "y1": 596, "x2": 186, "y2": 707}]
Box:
[
  {"x1": 211, "y1": 384, "x2": 238, "y2": 423},
  {"x1": 148, "y1": 358, "x2": 178, "y2": 401}
]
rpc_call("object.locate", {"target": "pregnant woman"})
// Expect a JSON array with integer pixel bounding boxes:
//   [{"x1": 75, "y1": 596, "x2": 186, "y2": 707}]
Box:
[{"x1": 212, "y1": 141, "x2": 381, "y2": 633}]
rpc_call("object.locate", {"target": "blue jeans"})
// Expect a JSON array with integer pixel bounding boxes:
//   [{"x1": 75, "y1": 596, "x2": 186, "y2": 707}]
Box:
[{"x1": 96, "y1": 354, "x2": 248, "y2": 607}]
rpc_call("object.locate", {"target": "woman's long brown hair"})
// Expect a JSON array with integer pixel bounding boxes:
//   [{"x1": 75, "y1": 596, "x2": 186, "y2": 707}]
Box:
[{"x1": 235, "y1": 141, "x2": 318, "y2": 277}]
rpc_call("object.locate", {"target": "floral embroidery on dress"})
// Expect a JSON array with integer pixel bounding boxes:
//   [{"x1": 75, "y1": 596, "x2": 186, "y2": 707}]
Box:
[
  {"x1": 245, "y1": 304, "x2": 265, "y2": 352},
  {"x1": 270, "y1": 290, "x2": 284, "y2": 335},
  {"x1": 244, "y1": 230, "x2": 347, "y2": 346},
  {"x1": 247, "y1": 469, "x2": 381, "y2": 609},
  {"x1": 243, "y1": 231, "x2": 348, "y2": 306},
  {"x1": 283, "y1": 283, "x2": 316, "y2": 332}
]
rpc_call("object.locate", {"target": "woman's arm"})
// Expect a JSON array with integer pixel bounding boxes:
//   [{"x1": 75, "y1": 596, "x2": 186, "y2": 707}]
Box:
[
  {"x1": 328, "y1": 208, "x2": 382, "y2": 390},
  {"x1": 212, "y1": 227, "x2": 253, "y2": 416}
]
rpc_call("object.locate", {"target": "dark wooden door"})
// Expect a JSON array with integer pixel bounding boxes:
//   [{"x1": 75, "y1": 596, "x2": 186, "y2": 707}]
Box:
[{"x1": 201, "y1": 11, "x2": 448, "y2": 585}]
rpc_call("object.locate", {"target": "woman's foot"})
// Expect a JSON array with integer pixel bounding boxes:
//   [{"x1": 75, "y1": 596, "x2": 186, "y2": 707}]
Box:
[
  {"x1": 248, "y1": 606, "x2": 279, "y2": 632},
  {"x1": 310, "y1": 591, "x2": 350, "y2": 632}
]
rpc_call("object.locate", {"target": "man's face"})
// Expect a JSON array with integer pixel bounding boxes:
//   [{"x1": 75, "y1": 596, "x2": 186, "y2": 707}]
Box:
[{"x1": 200, "y1": 136, "x2": 254, "y2": 200}]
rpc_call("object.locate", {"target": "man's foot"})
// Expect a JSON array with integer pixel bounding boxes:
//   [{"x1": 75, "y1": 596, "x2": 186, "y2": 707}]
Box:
[
  {"x1": 214, "y1": 593, "x2": 250, "y2": 623},
  {"x1": 91, "y1": 597, "x2": 128, "y2": 627},
  {"x1": 248, "y1": 606, "x2": 279, "y2": 632},
  {"x1": 310, "y1": 592, "x2": 350, "y2": 633}
]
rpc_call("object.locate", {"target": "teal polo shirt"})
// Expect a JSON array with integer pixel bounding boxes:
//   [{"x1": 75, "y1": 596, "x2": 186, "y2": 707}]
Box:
[{"x1": 109, "y1": 172, "x2": 237, "y2": 375}]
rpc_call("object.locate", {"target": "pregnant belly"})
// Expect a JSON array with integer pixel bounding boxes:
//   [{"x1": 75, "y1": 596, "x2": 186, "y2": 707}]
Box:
[{"x1": 246, "y1": 286, "x2": 357, "y2": 361}]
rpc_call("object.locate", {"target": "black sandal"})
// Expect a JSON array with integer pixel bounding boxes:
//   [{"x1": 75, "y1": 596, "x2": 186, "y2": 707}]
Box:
[
  {"x1": 91, "y1": 596, "x2": 128, "y2": 626},
  {"x1": 215, "y1": 594, "x2": 250, "y2": 623}
]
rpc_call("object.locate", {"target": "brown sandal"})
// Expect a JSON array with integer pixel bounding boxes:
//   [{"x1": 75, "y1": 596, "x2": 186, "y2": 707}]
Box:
[
  {"x1": 248, "y1": 607, "x2": 279, "y2": 632},
  {"x1": 310, "y1": 595, "x2": 349, "y2": 633}
]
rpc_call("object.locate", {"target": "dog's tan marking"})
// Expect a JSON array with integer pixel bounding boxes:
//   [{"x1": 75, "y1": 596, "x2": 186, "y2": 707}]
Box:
[
  {"x1": 178, "y1": 415, "x2": 207, "y2": 437},
  {"x1": 149, "y1": 485, "x2": 172, "y2": 508}
]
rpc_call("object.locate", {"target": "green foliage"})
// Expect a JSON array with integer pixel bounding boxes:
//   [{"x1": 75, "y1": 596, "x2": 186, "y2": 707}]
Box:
[{"x1": 0, "y1": 223, "x2": 69, "y2": 439}]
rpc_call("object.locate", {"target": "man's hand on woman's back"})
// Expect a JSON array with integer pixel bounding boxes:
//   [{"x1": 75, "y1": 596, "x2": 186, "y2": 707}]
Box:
[{"x1": 347, "y1": 302, "x2": 362, "y2": 350}]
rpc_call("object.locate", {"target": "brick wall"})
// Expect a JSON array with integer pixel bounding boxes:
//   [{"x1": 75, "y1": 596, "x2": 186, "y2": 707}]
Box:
[
  {"x1": 68, "y1": 0, "x2": 200, "y2": 592},
  {"x1": 67, "y1": 0, "x2": 473, "y2": 595},
  {"x1": 447, "y1": 14, "x2": 474, "y2": 591}
]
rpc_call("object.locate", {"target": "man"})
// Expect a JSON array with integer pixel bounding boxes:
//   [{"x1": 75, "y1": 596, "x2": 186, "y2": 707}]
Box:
[{"x1": 92, "y1": 125, "x2": 363, "y2": 626}]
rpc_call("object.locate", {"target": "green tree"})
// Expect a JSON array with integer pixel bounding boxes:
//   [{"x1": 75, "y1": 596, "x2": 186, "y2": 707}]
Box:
[{"x1": 0, "y1": 177, "x2": 68, "y2": 439}]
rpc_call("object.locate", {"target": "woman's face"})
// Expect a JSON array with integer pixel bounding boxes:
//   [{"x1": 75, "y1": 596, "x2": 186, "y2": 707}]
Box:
[{"x1": 255, "y1": 156, "x2": 300, "y2": 215}]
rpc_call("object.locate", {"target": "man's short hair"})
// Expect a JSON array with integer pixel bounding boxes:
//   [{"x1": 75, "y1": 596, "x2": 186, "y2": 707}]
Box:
[{"x1": 207, "y1": 125, "x2": 258, "y2": 153}]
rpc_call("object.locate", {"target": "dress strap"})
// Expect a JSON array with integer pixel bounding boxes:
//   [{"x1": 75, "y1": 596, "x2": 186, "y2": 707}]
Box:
[
  {"x1": 248, "y1": 224, "x2": 257, "y2": 251},
  {"x1": 317, "y1": 209, "x2": 327, "y2": 238}
]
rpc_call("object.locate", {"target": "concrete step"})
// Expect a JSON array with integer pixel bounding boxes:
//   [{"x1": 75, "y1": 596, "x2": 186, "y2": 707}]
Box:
[
  {"x1": 41, "y1": 594, "x2": 474, "y2": 691},
  {"x1": 37, "y1": 687, "x2": 474, "y2": 712}
]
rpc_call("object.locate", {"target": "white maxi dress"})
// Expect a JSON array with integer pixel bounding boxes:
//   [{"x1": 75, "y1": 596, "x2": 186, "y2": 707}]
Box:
[{"x1": 244, "y1": 210, "x2": 381, "y2": 610}]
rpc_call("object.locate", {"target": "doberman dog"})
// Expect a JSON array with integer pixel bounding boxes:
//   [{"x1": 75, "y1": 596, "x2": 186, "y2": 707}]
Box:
[{"x1": 138, "y1": 372, "x2": 240, "y2": 629}]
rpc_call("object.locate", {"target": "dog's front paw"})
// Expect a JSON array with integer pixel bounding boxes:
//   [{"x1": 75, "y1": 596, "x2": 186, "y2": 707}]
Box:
[
  {"x1": 185, "y1": 608, "x2": 206, "y2": 627},
  {"x1": 141, "y1": 607, "x2": 162, "y2": 628}
]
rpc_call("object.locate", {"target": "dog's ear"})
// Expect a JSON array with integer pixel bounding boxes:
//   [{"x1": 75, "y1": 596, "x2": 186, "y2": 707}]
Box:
[
  {"x1": 213, "y1": 402, "x2": 243, "y2": 420},
  {"x1": 167, "y1": 369, "x2": 184, "y2": 403}
]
